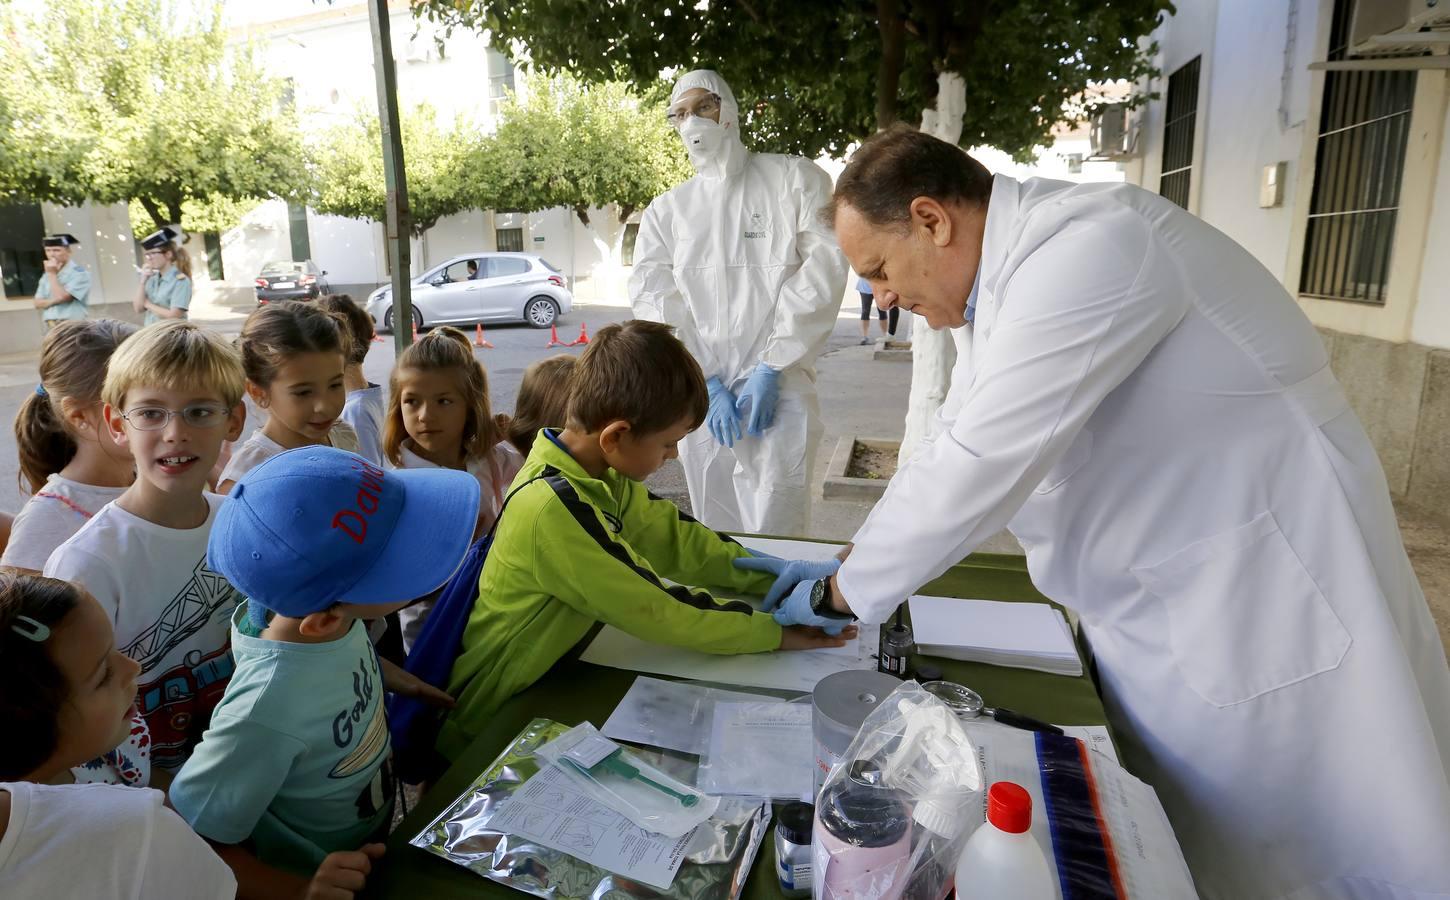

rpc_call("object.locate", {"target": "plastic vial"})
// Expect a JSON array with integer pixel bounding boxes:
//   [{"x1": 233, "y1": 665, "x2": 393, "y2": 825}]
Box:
[
  {"x1": 774, "y1": 801, "x2": 813, "y2": 898},
  {"x1": 954, "y1": 782, "x2": 1055, "y2": 900},
  {"x1": 878, "y1": 622, "x2": 915, "y2": 677}
]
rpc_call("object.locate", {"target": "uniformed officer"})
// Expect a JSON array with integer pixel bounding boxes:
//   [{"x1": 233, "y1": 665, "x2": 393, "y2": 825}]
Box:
[
  {"x1": 35, "y1": 234, "x2": 91, "y2": 328},
  {"x1": 134, "y1": 226, "x2": 193, "y2": 325}
]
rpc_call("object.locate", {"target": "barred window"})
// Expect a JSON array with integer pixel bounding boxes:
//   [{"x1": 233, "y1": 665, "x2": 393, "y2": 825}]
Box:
[
  {"x1": 1299, "y1": 0, "x2": 1415, "y2": 304},
  {"x1": 1159, "y1": 56, "x2": 1201, "y2": 209}
]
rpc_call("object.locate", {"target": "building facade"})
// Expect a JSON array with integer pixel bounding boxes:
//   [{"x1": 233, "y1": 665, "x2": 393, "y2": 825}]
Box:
[{"x1": 1123, "y1": 0, "x2": 1450, "y2": 517}]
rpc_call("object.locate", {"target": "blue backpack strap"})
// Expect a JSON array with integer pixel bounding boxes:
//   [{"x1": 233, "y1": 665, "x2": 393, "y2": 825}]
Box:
[{"x1": 387, "y1": 474, "x2": 546, "y2": 783}]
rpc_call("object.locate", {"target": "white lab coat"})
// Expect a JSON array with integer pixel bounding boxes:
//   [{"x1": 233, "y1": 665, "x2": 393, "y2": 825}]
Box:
[
  {"x1": 630, "y1": 71, "x2": 846, "y2": 535},
  {"x1": 838, "y1": 175, "x2": 1450, "y2": 899}
]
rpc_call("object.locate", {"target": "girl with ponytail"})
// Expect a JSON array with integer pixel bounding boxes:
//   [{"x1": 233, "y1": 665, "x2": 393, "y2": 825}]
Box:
[{"x1": 4, "y1": 319, "x2": 138, "y2": 571}]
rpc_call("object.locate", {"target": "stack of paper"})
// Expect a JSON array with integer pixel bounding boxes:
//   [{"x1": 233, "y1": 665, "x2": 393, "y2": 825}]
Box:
[{"x1": 908, "y1": 594, "x2": 1082, "y2": 676}]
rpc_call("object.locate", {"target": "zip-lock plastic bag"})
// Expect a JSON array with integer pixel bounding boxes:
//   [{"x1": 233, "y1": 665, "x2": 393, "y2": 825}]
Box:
[
  {"x1": 813, "y1": 682, "x2": 983, "y2": 900},
  {"x1": 536, "y1": 722, "x2": 720, "y2": 838}
]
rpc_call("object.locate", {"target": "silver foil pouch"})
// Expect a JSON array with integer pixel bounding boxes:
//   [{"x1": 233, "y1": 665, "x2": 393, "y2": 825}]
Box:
[{"x1": 411, "y1": 718, "x2": 771, "y2": 900}]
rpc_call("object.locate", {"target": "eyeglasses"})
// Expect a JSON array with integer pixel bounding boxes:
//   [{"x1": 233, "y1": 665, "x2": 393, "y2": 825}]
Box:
[
  {"x1": 666, "y1": 93, "x2": 721, "y2": 128},
  {"x1": 120, "y1": 404, "x2": 230, "y2": 431}
]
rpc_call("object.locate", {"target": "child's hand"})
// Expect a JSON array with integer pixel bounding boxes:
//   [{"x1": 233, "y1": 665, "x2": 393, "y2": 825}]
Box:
[
  {"x1": 303, "y1": 843, "x2": 384, "y2": 899},
  {"x1": 379, "y1": 656, "x2": 456, "y2": 708},
  {"x1": 778, "y1": 624, "x2": 858, "y2": 651}
]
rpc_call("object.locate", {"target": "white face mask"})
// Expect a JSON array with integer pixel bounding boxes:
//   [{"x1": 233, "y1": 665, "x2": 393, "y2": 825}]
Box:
[{"x1": 678, "y1": 116, "x2": 727, "y2": 165}]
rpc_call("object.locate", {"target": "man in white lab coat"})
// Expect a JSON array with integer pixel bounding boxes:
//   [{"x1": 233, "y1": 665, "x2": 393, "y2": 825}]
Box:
[
  {"x1": 630, "y1": 70, "x2": 847, "y2": 535},
  {"x1": 769, "y1": 126, "x2": 1450, "y2": 898}
]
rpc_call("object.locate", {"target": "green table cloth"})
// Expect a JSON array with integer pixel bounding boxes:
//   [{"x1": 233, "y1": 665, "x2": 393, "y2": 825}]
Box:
[{"x1": 367, "y1": 551, "x2": 1107, "y2": 899}]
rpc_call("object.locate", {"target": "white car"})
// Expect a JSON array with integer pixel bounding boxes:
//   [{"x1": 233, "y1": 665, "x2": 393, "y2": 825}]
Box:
[{"x1": 366, "y1": 252, "x2": 573, "y2": 332}]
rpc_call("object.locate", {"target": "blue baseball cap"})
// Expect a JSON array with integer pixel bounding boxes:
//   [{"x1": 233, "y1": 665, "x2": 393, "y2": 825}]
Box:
[{"x1": 208, "y1": 446, "x2": 481, "y2": 618}]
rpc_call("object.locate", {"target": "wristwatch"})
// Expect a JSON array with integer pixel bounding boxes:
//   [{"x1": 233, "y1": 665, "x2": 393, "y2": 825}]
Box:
[{"x1": 809, "y1": 577, "x2": 854, "y2": 621}]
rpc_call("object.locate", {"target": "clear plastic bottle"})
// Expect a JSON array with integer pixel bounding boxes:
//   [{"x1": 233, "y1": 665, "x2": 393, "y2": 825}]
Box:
[{"x1": 954, "y1": 782, "x2": 1055, "y2": 900}]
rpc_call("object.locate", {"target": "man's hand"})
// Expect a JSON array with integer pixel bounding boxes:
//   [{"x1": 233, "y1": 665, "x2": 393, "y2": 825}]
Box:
[
  {"x1": 42, "y1": 258, "x2": 59, "y2": 273},
  {"x1": 732, "y1": 555, "x2": 842, "y2": 611},
  {"x1": 303, "y1": 844, "x2": 384, "y2": 900},
  {"x1": 380, "y1": 656, "x2": 455, "y2": 708},
  {"x1": 779, "y1": 623, "x2": 858, "y2": 651}
]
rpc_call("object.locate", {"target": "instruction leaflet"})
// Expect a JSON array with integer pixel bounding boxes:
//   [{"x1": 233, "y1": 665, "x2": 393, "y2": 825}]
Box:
[{"x1": 492, "y1": 763, "x2": 694, "y2": 890}]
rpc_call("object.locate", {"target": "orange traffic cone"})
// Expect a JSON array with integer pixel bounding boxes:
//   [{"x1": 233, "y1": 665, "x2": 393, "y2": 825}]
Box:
[
  {"x1": 546, "y1": 324, "x2": 567, "y2": 348},
  {"x1": 474, "y1": 323, "x2": 493, "y2": 349},
  {"x1": 569, "y1": 322, "x2": 590, "y2": 346}
]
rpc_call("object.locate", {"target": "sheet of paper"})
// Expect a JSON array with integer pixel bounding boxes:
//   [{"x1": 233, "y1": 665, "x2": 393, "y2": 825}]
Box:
[
  {"x1": 583, "y1": 624, "x2": 879, "y2": 693},
  {"x1": 731, "y1": 535, "x2": 844, "y2": 562},
  {"x1": 699, "y1": 701, "x2": 814, "y2": 801},
  {"x1": 491, "y1": 764, "x2": 694, "y2": 891},
  {"x1": 909, "y1": 594, "x2": 1082, "y2": 676},
  {"x1": 602, "y1": 677, "x2": 784, "y2": 755}
]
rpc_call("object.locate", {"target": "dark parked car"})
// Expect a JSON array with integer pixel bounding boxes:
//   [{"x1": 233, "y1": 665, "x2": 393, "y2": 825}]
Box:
[{"x1": 254, "y1": 260, "x2": 330, "y2": 304}]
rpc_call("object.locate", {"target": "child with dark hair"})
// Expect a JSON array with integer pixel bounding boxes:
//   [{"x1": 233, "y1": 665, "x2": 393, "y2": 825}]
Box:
[
  {"x1": 496, "y1": 353, "x2": 576, "y2": 456},
  {"x1": 5, "y1": 319, "x2": 138, "y2": 572},
  {"x1": 437, "y1": 320, "x2": 853, "y2": 760},
  {"x1": 216, "y1": 300, "x2": 360, "y2": 493},
  {"x1": 0, "y1": 572, "x2": 385, "y2": 898},
  {"x1": 317, "y1": 293, "x2": 385, "y2": 466}
]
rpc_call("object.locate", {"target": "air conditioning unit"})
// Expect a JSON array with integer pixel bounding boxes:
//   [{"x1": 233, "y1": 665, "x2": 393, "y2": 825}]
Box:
[
  {"x1": 1350, "y1": 0, "x2": 1450, "y2": 56},
  {"x1": 1088, "y1": 103, "x2": 1136, "y2": 161}
]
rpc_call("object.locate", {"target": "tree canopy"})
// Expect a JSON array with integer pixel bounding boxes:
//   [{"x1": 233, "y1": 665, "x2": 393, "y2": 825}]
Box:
[
  {"x1": 0, "y1": 0, "x2": 309, "y2": 230},
  {"x1": 480, "y1": 75, "x2": 691, "y2": 224},
  {"x1": 415, "y1": 0, "x2": 1172, "y2": 161},
  {"x1": 310, "y1": 104, "x2": 485, "y2": 237}
]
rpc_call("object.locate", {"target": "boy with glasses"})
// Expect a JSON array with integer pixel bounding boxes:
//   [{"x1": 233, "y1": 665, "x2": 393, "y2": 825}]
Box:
[{"x1": 45, "y1": 320, "x2": 248, "y2": 771}]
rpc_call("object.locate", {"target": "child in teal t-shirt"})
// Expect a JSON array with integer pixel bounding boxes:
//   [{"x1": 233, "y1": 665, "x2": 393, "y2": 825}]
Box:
[{"x1": 170, "y1": 446, "x2": 480, "y2": 881}]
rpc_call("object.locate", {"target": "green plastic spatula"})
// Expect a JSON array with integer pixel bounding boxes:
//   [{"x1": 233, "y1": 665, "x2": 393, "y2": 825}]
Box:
[{"x1": 563, "y1": 749, "x2": 699, "y2": 807}]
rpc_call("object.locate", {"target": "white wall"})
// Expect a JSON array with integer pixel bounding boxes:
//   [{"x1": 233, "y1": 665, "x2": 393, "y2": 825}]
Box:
[
  {"x1": 1412, "y1": 95, "x2": 1450, "y2": 349},
  {"x1": 1128, "y1": 0, "x2": 1450, "y2": 351},
  {"x1": 220, "y1": 200, "x2": 292, "y2": 287},
  {"x1": 40, "y1": 201, "x2": 141, "y2": 310}
]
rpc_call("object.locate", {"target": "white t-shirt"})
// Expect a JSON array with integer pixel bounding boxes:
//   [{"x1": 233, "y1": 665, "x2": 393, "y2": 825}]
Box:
[
  {"x1": 217, "y1": 421, "x2": 361, "y2": 488},
  {"x1": 0, "y1": 781, "x2": 235, "y2": 899},
  {"x1": 43, "y1": 494, "x2": 243, "y2": 770},
  {"x1": 393, "y1": 440, "x2": 523, "y2": 649},
  {"x1": 0, "y1": 474, "x2": 128, "y2": 571},
  {"x1": 340, "y1": 385, "x2": 386, "y2": 467}
]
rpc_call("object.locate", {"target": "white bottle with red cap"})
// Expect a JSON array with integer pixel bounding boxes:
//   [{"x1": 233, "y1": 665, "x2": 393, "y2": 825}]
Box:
[{"x1": 953, "y1": 781, "x2": 1055, "y2": 899}]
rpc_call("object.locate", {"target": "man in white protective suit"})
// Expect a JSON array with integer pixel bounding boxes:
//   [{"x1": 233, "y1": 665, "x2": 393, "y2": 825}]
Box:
[
  {"x1": 745, "y1": 126, "x2": 1450, "y2": 898},
  {"x1": 629, "y1": 70, "x2": 847, "y2": 535}
]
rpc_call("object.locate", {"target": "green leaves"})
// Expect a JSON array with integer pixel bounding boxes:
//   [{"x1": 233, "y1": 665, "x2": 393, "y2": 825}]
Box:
[
  {"x1": 310, "y1": 104, "x2": 485, "y2": 237},
  {"x1": 309, "y1": 75, "x2": 689, "y2": 235},
  {"x1": 413, "y1": 0, "x2": 1173, "y2": 160},
  {"x1": 0, "y1": 0, "x2": 308, "y2": 230}
]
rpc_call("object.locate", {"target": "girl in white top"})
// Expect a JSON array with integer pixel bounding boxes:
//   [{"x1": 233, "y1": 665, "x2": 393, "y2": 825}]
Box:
[
  {"x1": 384, "y1": 328, "x2": 523, "y2": 648},
  {"x1": 4, "y1": 319, "x2": 138, "y2": 573},
  {"x1": 0, "y1": 572, "x2": 383, "y2": 899},
  {"x1": 217, "y1": 301, "x2": 361, "y2": 494}
]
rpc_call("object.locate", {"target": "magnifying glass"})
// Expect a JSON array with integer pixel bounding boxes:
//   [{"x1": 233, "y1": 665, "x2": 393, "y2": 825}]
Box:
[{"x1": 921, "y1": 681, "x2": 1064, "y2": 736}]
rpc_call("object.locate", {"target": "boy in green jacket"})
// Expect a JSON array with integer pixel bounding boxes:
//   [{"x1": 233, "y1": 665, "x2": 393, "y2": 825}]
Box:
[{"x1": 439, "y1": 320, "x2": 853, "y2": 760}]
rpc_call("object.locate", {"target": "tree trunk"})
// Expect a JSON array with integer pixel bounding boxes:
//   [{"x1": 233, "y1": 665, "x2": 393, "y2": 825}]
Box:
[
  {"x1": 138, "y1": 197, "x2": 167, "y2": 230},
  {"x1": 899, "y1": 71, "x2": 967, "y2": 466},
  {"x1": 875, "y1": 0, "x2": 905, "y2": 129},
  {"x1": 166, "y1": 200, "x2": 184, "y2": 226}
]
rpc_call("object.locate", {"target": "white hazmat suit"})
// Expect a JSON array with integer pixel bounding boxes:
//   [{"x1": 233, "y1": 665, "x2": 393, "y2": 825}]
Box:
[
  {"x1": 629, "y1": 70, "x2": 847, "y2": 535},
  {"x1": 839, "y1": 175, "x2": 1450, "y2": 898}
]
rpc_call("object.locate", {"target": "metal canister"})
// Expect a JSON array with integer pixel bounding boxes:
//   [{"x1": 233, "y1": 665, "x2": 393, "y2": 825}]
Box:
[
  {"x1": 811, "y1": 670, "x2": 901, "y2": 799},
  {"x1": 877, "y1": 622, "x2": 915, "y2": 677}
]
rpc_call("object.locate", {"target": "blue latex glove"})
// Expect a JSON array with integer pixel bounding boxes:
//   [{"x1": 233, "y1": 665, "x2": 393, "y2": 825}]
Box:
[
  {"x1": 735, "y1": 362, "x2": 781, "y2": 436},
  {"x1": 733, "y1": 554, "x2": 842, "y2": 612},
  {"x1": 771, "y1": 576, "x2": 852, "y2": 636},
  {"x1": 705, "y1": 376, "x2": 742, "y2": 447}
]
